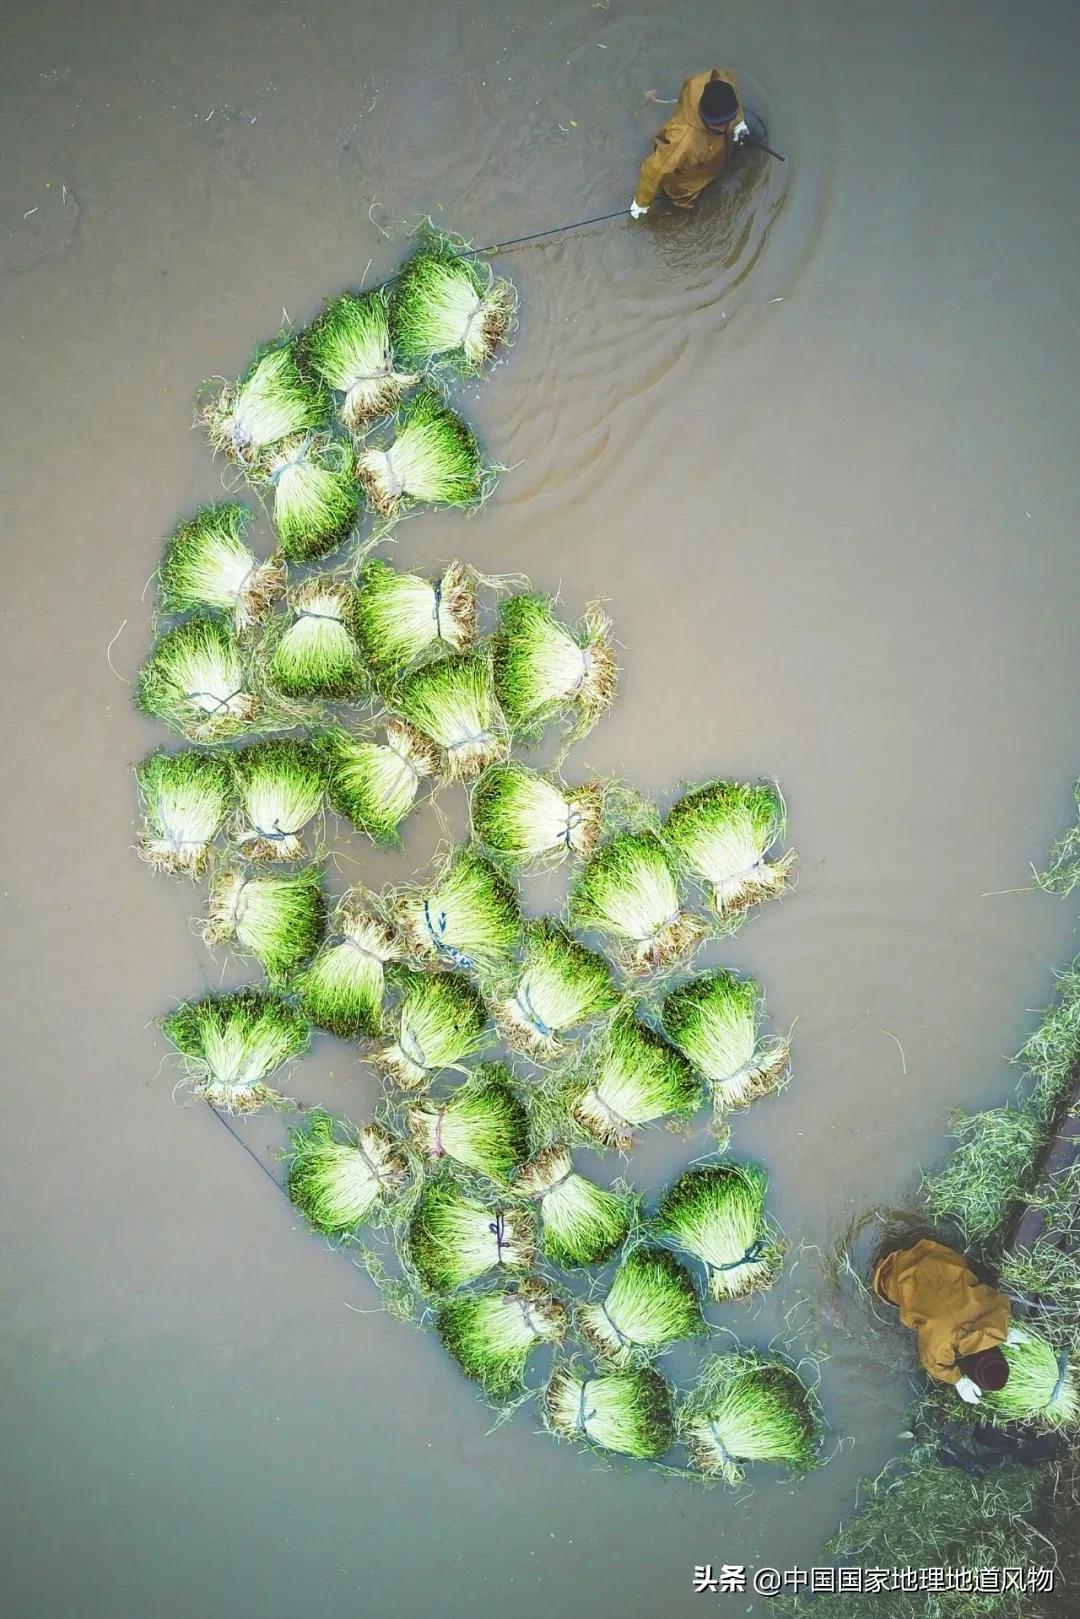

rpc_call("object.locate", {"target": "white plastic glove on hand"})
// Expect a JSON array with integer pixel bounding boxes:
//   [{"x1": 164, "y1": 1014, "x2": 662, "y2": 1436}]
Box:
[
  {"x1": 1006, "y1": 1326, "x2": 1029, "y2": 1345},
  {"x1": 955, "y1": 1376, "x2": 983, "y2": 1404},
  {"x1": 731, "y1": 119, "x2": 750, "y2": 143},
  {"x1": 630, "y1": 199, "x2": 648, "y2": 219}
]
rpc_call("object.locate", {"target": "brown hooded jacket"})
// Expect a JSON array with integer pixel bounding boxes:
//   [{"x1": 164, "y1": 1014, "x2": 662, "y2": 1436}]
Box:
[
  {"x1": 634, "y1": 68, "x2": 745, "y2": 210},
  {"x1": 873, "y1": 1239, "x2": 1011, "y2": 1386}
]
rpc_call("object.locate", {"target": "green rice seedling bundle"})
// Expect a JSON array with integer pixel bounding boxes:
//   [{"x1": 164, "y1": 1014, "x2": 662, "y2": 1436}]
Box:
[
  {"x1": 138, "y1": 617, "x2": 260, "y2": 741},
  {"x1": 391, "y1": 234, "x2": 515, "y2": 372},
  {"x1": 492, "y1": 594, "x2": 618, "y2": 743},
  {"x1": 392, "y1": 654, "x2": 508, "y2": 780},
  {"x1": 203, "y1": 341, "x2": 329, "y2": 469},
  {"x1": 157, "y1": 503, "x2": 285, "y2": 630},
  {"x1": 980, "y1": 1332, "x2": 1079, "y2": 1429},
  {"x1": 515, "y1": 1147, "x2": 637, "y2": 1268},
  {"x1": 566, "y1": 1010, "x2": 703, "y2": 1151},
  {"x1": 301, "y1": 289, "x2": 419, "y2": 430},
  {"x1": 356, "y1": 558, "x2": 477, "y2": 683},
  {"x1": 661, "y1": 971, "x2": 790, "y2": 1110},
  {"x1": 230, "y1": 739, "x2": 325, "y2": 861},
  {"x1": 407, "y1": 1063, "x2": 529, "y2": 1183},
  {"x1": 578, "y1": 1246, "x2": 705, "y2": 1367},
  {"x1": 664, "y1": 780, "x2": 795, "y2": 928},
  {"x1": 135, "y1": 748, "x2": 232, "y2": 877},
  {"x1": 267, "y1": 579, "x2": 366, "y2": 700},
  {"x1": 160, "y1": 987, "x2": 309, "y2": 1111},
  {"x1": 653, "y1": 1163, "x2": 782, "y2": 1301},
  {"x1": 321, "y1": 721, "x2": 439, "y2": 846},
  {"x1": 354, "y1": 386, "x2": 490, "y2": 519},
  {"x1": 292, "y1": 890, "x2": 399, "y2": 1039},
  {"x1": 496, "y1": 921, "x2": 618, "y2": 1060},
  {"x1": 259, "y1": 435, "x2": 358, "y2": 562},
  {"x1": 437, "y1": 1282, "x2": 568, "y2": 1402},
  {"x1": 471, "y1": 763, "x2": 604, "y2": 867},
  {"x1": 394, "y1": 846, "x2": 521, "y2": 975},
  {"x1": 204, "y1": 865, "x2": 324, "y2": 985},
  {"x1": 569, "y1": 831, "x2": 705, "y2": 974},
  {"x1": 544, "y1": 1362, "x2": 675, "y2": 1460},
  {"x1": 286, "y1": 1110, "x2": 408, "y2": 1234},
  {"x1": 373, "y1": 969, "x2": 489, "y2": 1090},
  {"x1": 405, "y1": 1179, "x2": 535, "y2": 1294},
  {"x1": 677, "y1": 1353, "x2": 821, "y2": 1483}
]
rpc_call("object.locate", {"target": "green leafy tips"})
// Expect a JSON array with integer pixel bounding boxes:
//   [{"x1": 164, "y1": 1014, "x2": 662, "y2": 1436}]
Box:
[
  {"x1": 653, "y1": 1162, "x2": 782, "y2": 1301},
  {"x1": 267, "y1": 579, "x2": 366, "y2": 700},
  {"x1": 136, "y1": 748, "x2": 233, "y2": 877},
  {"x1": 471, "y1": 763, "x2": 603, "y2": 867},
  {"x1": 356, "y1": 558, "x2": 477, "y2": 684},
  {"x1": 204, "y1": 864, "x2": 324, "y2": 985},
  {"x1": 138, "y1": 617, "x2": 260, "y2": 741},
  {"x1": 390, "y1": 234, "x2": 515, "y2": 372},
  {"x1": 544, "y1": 1362, "x2": 675, "y2": 1460},
  {"x1": 160, "y1": 987, "x2": 309, "y2": 1112},
  {"x1": 301, "y1": 289, "x2": 419, "y2": 430},
  {"x1": 286, "y1": 1111, "x2": 408, "y2": 1234},
  {"x1": 354, "y1": 386, "x2": 490, "y2": 520},
  {"x1": 392, "y1": 653, "x2": 508, "y2": 780},
  {"x1": 569, "y1": 830, "x2": 705, "y2": 974},
  {"x1": 320, "y1": 721, "x2": 439, "y2": 846},
  {"x1": 566, "y1": 1009, "x2": 703, "y2": 1151},
  {"x1": 374, "y1": 969, "x2": 490, "y2": 1090},
  {"x1": 515, "y1": 1147, "x2": 637, "y2": 1268},
  {"x1": 203, "y1": 341, "x2": 330, "y2": 469},
  {"x1": 578, "y1": 1246, "x2": 705, "y2": 1367},
  {"x1": 405, "y1": 1179, "x2": 535, "y2": 1294},
  {"x1": 258, "y1": 435, "x2": 358, "y2": 562},
  {"x1": 291, "y1": 891, "x2": 399, "y2": 1039},
  {"x1": 158, "y1": 504, "x2": 284, "y2": 630},
  {"x1": 393, "y1": 846, "x2": 521, "y2": 976},
  {"x1": 677, "y1": 1354, "x2": 821, "y2": 1483},
  {"x1": 407, "y1": 1063, "x2": 530, "y2": 1183},
  {"x1": 437, "y1": 1282, "x2": 567, "y2": 1403},
  {"x1": 664, "y1": 780, "x2": 795, "y2": 927},
  {"x1": 661, "y1": 971, "x2": 790, "y2": 1110},
  {"x1": 496, "y1": 921, "x2": 617, "y2": 1060},
  {"x1": 492, "y1": 594, "x2": 617, "y2": 743},
  {"x1": 229, "y1": 738, "x2": 326, "y2": 861}
]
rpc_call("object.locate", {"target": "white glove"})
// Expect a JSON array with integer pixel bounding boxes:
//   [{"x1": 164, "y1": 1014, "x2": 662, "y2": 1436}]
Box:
[
  {"x1": 629, "y1": 199, "x2": 648, "y2": 219},
  {"x1": 955, "y1": 1376, "x2": 983, "y2": 1405},
  {"x1": 1006, "y1": 1326, "x2": 1029, "y2": 1345},
  {"x1": 731, "y1": 119, "x2": 750, "y2": 143}
]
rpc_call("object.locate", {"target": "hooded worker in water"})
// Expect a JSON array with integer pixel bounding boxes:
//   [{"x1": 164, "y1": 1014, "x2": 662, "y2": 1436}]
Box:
[
  {"x1": 873, "y1": 1238, "x2": 1027, "y2": 1403},
  {"x1": 630, "y1": 69, "x2": 750, "y2": 217}
]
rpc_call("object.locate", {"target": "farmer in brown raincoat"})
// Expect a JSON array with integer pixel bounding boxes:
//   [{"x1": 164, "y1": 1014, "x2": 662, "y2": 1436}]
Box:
[
  {"x1": 630, "y1": 68, "x2": 749, "y2": 217},
  {"x1": 873, "y1": 1238, "x2": 1026, "y2": 1404}
]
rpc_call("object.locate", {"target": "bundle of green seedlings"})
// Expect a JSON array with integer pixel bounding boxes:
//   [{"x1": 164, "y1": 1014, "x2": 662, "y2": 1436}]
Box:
[
  {"x1": 407, "y1": 1063, "x2": 530, "y2": 1183},
  {"x1": 979, "y1": 1331, "x2": 1079, "y2": 1429},
  {"x1": 135, "y1": 748, "x2": 232, "y2": 877},
  {"x1": 437, "y1": 1281, "x2": 568, "y2": 1403},
  {"x1": 514, "y1": 1147, "x2": 638, "y2": 1268},
  {"x1": 471, "y1": 762, "x2": 604, "y2": 867},
  {"x1": 661, "y1": 970, "x2": 790, "y2": 1111},
  {"x1": 392, "y1": 653, "x2": 508, "y2": 780},
  {"x1": 138, "y1": 617, "x2": 260, "y2": 741},
  {"x1": 286, "y1": 1110, "x2": 408, "y2": 1235},
  {"x1": 544, "y1": 1361, "x2": 675, "y2": 1461},
  {"x1": 569, "y1": 830, "x2": 705, "y2": 974},
  {"x1": 492, "y1": 594, "x2": 618, "y2": 744},
  {"x1": 561, "y1": 1009, "x2": 703, "y2": 1152},
  {"x1": 267, "y1": 578, "x2": 366, "y2": 700},
  {"x1": 203, "y1": 341, "x2": 329, "y2": 469},
  {"x1": 256, "y1": 434, "x2": 358, "y2": 561},
  {"x1": 653, "y1": 1162, "x2": 782, "y2": 1301},
  {"x1": 291, "y1": 889, "x2": 400, "y2": 1039},
  {"x1": 355, "y1": 558, "x2": 477, "y2": 685},
  {"x1": 157, "y1": 503, "x2": 285, "y2": 631},
  {"x1": 354, "y1": 386, "x2": 492, "y2": 520},
  {"x1": 393, "y1": 845, "x2": 521, "y2": 975},
  {"x1": 229, "y1": 739, "x2": 325, "y2": 861},
  {"x1": 1037, "y1": 777, "x2": 1080, "y2": 896},
  {"x1": 405, "y1": 1178, "x2": 535, "y2": 1294},
  {"x1": 664, "y1": 780, "x2": 795, "y2": 929},
  {"x1": 320, "y1": 721, "x2": 439, "y2": 847},
  {"x1": 301, "y1": 288, "x2": 419, "y2": 431},
  {"x1": 677, "y1": 1352, "x2": 821, "y2": 1484},
  {"x1": 373, "y1": 968, "x2": 489, "y2": 1090},
  {"x1": 204, "y1": 864, "x2": 324, "y2": 985},
  {"x1": 495, "y1": 920, "x2": 618, "y2": 1060},
  {"x1": 921, "y1": 1099, "x2": 1046, "y2": 1248},
  {"x1": 577, "y1": 1246, "x2": 705, "y2": 1367},
  {"x1": 160, "y1": 987, "x2": 310, "y2": 1111},
  {"x1": 390, "y1": 231, "x2": 515, "y2": 372}
]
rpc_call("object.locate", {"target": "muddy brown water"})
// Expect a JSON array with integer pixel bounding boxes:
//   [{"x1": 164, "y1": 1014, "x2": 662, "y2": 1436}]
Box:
[{"x1": 4, "y1": 2, "x2": 1080, "y2": 1614}]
